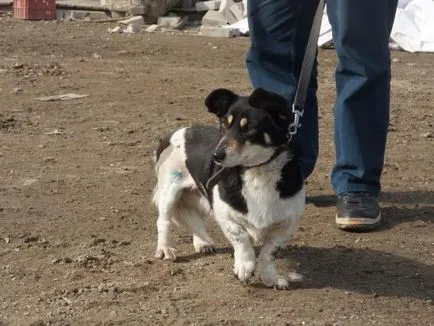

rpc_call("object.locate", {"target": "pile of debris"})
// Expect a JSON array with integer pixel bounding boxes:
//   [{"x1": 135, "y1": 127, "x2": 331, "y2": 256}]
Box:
[
  {"x1": 51, "y1": 0, "x2": 249, "y2": 38},
  {"x1": 106, "y1": 0, "x2": 248, "y2": 37},
  {"x1": 193, "y1": 0, "x2": 247, "y2": 37},
  {"x1": 107, "y1": 15, "x2": 145, "y2": 33}
]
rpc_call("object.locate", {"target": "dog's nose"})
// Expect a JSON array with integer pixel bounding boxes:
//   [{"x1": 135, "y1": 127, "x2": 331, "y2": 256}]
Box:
[{"x1": 213, "y1": 148, "x2": 226, "y2": 163}]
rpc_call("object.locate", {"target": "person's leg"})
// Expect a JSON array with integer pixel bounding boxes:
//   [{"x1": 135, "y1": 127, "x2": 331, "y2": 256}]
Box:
[
  {"x1": 327, "y1": 0, "x2": 398, "y2": 229},
  {"x1": 246, "y1": 0, "x2": 320, "y2": 178}
]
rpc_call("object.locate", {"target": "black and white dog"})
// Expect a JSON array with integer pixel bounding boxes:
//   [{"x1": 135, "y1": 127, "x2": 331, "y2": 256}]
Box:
[{"x1": 152, "y1": 88, "x2": 305, "y2": 289}]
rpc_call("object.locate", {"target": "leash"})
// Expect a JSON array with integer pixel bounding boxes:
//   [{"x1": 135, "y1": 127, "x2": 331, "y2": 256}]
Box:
[
  {"x1": 206, "y1": 0, "x2": 325, "y2": 190},
  {"x1": 287, "y1": 0, "x2": 325, "y2": 142}
]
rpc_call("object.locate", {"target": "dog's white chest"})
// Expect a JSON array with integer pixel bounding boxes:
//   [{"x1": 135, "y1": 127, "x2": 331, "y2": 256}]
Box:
[
  {"x1": 212, "y1": 155, "x2": 305, "y2": 243},
  {"x1": 242, "y1": 168, "x2": 290, "y2": 229}
]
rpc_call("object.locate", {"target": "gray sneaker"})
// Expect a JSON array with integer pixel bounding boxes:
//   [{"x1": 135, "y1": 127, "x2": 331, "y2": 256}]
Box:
[{"x1": 335, "y1": 192, "x2": 381, "y2": 231}]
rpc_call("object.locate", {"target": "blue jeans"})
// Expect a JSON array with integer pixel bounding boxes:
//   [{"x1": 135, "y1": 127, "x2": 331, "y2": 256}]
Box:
[{"x1": 246, "y1": 0, "x2": 398, "y2": 197}]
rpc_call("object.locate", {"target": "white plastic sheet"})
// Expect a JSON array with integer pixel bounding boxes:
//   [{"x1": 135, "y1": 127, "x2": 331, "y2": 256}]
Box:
[{"x1": 391, "y1": 0, "x2": 434, "y2": 52}]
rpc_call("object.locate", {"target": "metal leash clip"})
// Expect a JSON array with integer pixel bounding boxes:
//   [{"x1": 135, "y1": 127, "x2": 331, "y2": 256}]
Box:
[{"x1": 287, "y1": 103, "x2": 304, "y2": 140}]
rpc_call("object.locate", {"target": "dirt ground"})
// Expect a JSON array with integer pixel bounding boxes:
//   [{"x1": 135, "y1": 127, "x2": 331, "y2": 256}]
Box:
[{"x1": 0, "y1": 16, "x2": 433, "y2": 326}]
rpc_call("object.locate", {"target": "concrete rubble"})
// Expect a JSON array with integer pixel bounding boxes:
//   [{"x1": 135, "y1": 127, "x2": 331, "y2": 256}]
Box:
[
  {"x1": 195, "y1": 0, "x2": 221, "y2": 12},
  {"x1": 145, "y1": 24, "x2": 160, "y2": 33},
  {"x1": 103, "y1": 0, "x2": 180, "y2": 21},
  {"x1": 201, "y1": 10, "x2": 228, "y2": 26},
  {"x1": 146, "y1": 0, "x2": 247, "y2": 37},
  {"x1": 52, "y1": 0, "x2": 249, "y2": 38},
  {"x1": 107, "y1": 15, "x2": 145, "y2": 34},
  {"x1": 197, "y1": 0, "x2": 247, "y2": 37},
  {"x1": 199, "y1": 25, "x2": 239, "y2": 38},
  {"x1": 188, "y1": 0, "x2": 247, "y2": 37},
  {"x1": 56, "y1": 9, "x2": 110, "y2": 21}
]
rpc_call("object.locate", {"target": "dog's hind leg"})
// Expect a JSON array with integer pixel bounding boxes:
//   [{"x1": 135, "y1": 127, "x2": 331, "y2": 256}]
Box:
[
  {"x1": 153, "y1": 173, "x2": 185, "y2": 261},
  {"x1": 176, "y1": 191, "x2": 216, "y2": 255},
  {"x1": 192, "y1": 224, "x2": 215, "y2": 254},
  {"x1": 180, "y1": 211, "x2": 216, "y2": 254}
]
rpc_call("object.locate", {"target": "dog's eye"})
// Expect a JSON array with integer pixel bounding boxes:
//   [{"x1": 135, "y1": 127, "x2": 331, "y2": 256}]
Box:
[
  {"x1": 221, "y1": 114, "x2": 233, "y2": 129},
  {"x1": 227, "y1": 114, "x2": 234, "y2": 126},
  {"x1": 240, "y1": 117, "x2": 248, "y2": 128}
]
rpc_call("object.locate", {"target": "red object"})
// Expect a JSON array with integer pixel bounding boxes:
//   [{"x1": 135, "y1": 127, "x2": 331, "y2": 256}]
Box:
[{"x1": 13, "y1": 0, "x2": 56, "y2": 20}]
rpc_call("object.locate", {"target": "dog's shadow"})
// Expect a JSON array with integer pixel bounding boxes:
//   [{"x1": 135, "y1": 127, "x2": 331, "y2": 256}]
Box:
[
  {"x1": 277, "y1": 245, "x2": 434, "y2": 301},
  {"x1": 177, "y1": 245, "x2": 433, "y2": 301},
  {"x1": 175, "y1": 190, "x2": 433, "y2": 299},
  {"x1": 174, "y1": 247, "x2": 234, "y2": 263}
]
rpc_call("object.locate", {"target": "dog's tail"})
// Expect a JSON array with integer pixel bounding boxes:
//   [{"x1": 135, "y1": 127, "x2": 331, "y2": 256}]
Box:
[
  {"x1": 152, "y1": 132, "x2": 175, "y2": 205},
  {"x1": 153, "y1": 133, "x2": 172, "y2": 164}
]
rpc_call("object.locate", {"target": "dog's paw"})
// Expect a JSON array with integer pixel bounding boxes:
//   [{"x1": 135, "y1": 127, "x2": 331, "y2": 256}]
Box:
[
  {"x1": 233, "y1": 259, "x2": 255, "y2": 282},
  {"x1": 259, "y1": 272, "x2": 304, "y2": 289},
  {"x1": 155, "y1": 246, "x2": 177, "y2": 261},
  {"x1": 259, "y1": 274, "x2": 289, "y2": 290},
  {"x1": 275, "y1": 277, "x2": 290, "y2": 290},
  {"x1": 193, "y1": 239, "x2": 216, "y2": 255},
  {"x1": 198, "y1": 244, "x2": 216, "y2": 255}
]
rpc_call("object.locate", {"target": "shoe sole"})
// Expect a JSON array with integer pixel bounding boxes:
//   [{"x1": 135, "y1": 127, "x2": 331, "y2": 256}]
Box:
[{"x1": 335, "y1": 213, "x2": 381, "y2": 231}]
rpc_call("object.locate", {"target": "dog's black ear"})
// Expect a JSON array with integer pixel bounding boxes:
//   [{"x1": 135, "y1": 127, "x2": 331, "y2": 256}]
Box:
[
  {"x1": 249, "y1": 88, "x2": 289, "y2": 117},
  {"x1": 249, "y1": 88, "x2": 291, "y2": 128},
  {"x1": 205, "y1": 88, "x2": 238, "y2": 118}
]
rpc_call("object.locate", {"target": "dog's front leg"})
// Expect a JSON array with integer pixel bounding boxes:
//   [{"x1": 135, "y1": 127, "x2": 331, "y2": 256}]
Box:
[
  {"x1": 219, "y1": 220, "x2": 256, "y2": 282},
  {"x1": 257, "y1": 236, "x2": 289, "y2": 289},
  {"x1": 257, "y1": 232, "x2": 303, "y2": 289}
]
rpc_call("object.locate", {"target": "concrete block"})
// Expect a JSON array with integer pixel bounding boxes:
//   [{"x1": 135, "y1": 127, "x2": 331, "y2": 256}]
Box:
[
  {"x1": 221, "y1": 7, "x2": 237, "y2": 24},
  {"x1": 110, "y1": 11, "x2": 127, "y2": 18},
  {"x1": 199, "y1": 25, "x2": 239, "y2": 37},
  {"x1": 229, "y1": 2, "x2": 243, "y2": 21},
  {"x1": 56, "y1": 10, "x2": 110, "y2": 21},
  {"x1": 218, "y1": 0, "x2": 234, "y2": 12},
  {"x1": 242, "y1": 0, "x2": 247, "y2": 17},
  {"x1": 145, "y1": 24, "x2": 160, "y2": 32},
  {"x1": 119, "y1": 15, "x2": 145, "y2": 26},
  {"x1": 195, "y1": 1, "x2": 220, "y2": 11},
  {"x1": 173, "y1": 16, "x2": 188, "y2": 29},
  {"x1": 201, "y1": 10, "x2": 228, "y2": 26},
  {"x1": 123, "y1": 23, "x2": 140, "y2": 33},
  {"x1": 157, "y1": 15, "x2": 182, "y2": 27},
  {"x1": 104, "y1": 0, "x2": 180, "y2": 21},
  {"x1": 108, "y1": 25, "x2": 123, "y2": 33},
  {"x1": 105, "y1": 0, "x2": 129, "y2": 12}
]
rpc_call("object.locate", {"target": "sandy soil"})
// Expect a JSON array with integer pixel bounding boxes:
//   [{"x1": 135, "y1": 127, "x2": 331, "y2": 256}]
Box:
[{"x1": 0, "y1": 16, "x2": 433, "y2": 326}]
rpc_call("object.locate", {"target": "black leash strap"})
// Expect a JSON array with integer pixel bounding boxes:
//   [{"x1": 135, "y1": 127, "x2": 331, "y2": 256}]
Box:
[
  {"x1": 288, "y1": 0, "x2": 325, "y2": 140},
  {"x1": 205, "y1": 164, "x2": 230, "y2": 190}
]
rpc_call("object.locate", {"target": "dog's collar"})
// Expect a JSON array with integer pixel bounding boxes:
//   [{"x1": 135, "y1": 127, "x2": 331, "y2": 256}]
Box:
[
  {"x1": 205, "y1": 144, "x2": 288, "y2": 190},
  {"x1": 242, "y1": 144, "x2": 288, "y2": 169}
]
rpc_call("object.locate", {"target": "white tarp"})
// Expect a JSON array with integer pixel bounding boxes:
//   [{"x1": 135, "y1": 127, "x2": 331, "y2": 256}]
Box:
[
  {"x1": 227, "y1": 0, "x2": 434, "y2": 53},
  {"x1": 390, "y1": 0, "x2": 434, "y2": 52}
]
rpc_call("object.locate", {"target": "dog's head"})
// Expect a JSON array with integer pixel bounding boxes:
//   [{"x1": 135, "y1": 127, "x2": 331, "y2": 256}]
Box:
[{"x1": 205, "y1": 88, "x2": 291, "y2": 168}]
